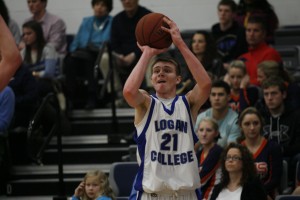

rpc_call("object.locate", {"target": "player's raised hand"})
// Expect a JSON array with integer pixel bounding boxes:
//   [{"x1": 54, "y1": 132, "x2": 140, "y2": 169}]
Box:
[{"x1": 161, "y1": 17, "x2": 184, "y2": 47}]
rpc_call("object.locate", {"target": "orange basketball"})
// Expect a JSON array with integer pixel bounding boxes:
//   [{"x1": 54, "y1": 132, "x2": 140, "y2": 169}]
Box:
[{"x1": 135, "y1": 13, "x2": 172, "y2": 49}]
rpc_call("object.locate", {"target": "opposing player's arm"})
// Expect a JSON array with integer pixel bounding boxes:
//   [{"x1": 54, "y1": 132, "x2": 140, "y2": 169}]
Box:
[{"x1": 0, "y1": 15, "x2": 21, "y2": 91}]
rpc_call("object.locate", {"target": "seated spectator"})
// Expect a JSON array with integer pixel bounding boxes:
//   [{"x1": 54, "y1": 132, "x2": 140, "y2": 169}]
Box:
[
  {"x1": 238, "y1": 107, "x2": 282, "y2": 199},
  {"x1": 0, "y1": 0, "x2": 21, "y2": 44},
  {"x1": 0, "y1": 16, "x2": 21, "y2": 91},
  {"x1": 0, "y1": 86, "x2": 15, "y2": 133},
  {"x1": 211, "y1": 0, "x2": 248, "y2": 66},
  {"x1": 21, "y1": 20, "x2": 59, "y2": 98},
  {"x1": 23, "y1": 0, "x2": 67, "y2": 54},
  {"x1": 195, "y1": 80, "x2": 241, "y2": 148},
  {"x1": 191, "y1": 30, "x2": 225, "y2": 81},
  {"x1": 72, "y1": 170, "x2": 115, "y2": 200},
  {"x1": 64, "y1": 0, "x2": 113, "y2": 110},
  {"x1": 235, "y1": 0, "x2": 279, "y2": 44},
  {"x1": 210, "y1": 143, "x2": 268, "y2": 200},
  {"x1": 177, "y1": 31, "x2": 224, "y2": 98},
  {"x1": 256, "y1": 76, "x2": 300, "y2": 182},
  {"x1": 226, "y1": 60, "x2": 259, "y2": 113},
  {"x1": 110, "y1": 0, "x2": 151, "y2": 104},
  {"x1": 195, "y1": 117, "x2": 223, "y2": 200},
  {"x1": 257, "y1": 61, "x2": 300, "y2": 111},
  {"x1": 9, "y1": 65, "x2": 39, "y2": 128},
  {"x1": 239, "y1": 16, "x2": 281, "y2": 85}
]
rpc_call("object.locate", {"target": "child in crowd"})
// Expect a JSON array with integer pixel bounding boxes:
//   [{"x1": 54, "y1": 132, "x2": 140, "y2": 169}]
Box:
[{"x1": 72, "y1": 170, "x2": 115, "y2": 200}]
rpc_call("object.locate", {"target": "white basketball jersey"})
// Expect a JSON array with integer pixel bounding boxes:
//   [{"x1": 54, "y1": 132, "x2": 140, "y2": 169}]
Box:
[{"x1": 134, "y1": 95, "x2": 200, "y2": 193}]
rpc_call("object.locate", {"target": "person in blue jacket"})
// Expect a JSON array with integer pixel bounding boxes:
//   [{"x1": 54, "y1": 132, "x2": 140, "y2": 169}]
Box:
[{"x1": 64, "y1": 0, "x2": 113, "y2": 110}]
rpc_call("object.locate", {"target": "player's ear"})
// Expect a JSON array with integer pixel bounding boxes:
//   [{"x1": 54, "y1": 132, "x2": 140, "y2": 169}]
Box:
[{"x1": 176, "y1": 76, "x2": 182, "y2": 84}]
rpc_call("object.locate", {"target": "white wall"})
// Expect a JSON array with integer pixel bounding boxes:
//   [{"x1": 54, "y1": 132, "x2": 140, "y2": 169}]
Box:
[{"x1": 4, "y1": 0, "x2": 300, "y2": 34}]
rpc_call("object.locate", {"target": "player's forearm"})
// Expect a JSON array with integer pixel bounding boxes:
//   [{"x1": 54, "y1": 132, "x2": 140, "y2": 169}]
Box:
[{"x1": 123, "y1": 50, "x2": 152, "y2": 96}]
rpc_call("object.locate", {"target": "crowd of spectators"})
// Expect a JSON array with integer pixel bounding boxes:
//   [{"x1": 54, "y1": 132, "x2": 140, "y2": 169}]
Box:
[{"x1": 1, "y1": 0, "x2": 300, "y2": 199}]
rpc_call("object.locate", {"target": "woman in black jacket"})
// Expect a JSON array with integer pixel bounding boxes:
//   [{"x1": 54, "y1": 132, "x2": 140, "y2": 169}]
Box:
[{"x1": 210, "y1": 143, "x2": 267, "y2": 200}]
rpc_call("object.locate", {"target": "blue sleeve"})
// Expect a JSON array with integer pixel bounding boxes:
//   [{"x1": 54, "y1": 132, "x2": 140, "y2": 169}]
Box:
[
  {"x1": 226, "y1": 116, "x2": 241, "y2": 144},
  {"x1": 69, "y1": 18, "x2": 89, "y2": 52},
  {"x1": 42, "y1": 45, "x2": 59, "y2": 78},
  {"x1": 71, "y1": 196, "x2": 80, "y2": 200},
  {"x1": 0, "y1": 87, "x2": 15, "y2": 132}
]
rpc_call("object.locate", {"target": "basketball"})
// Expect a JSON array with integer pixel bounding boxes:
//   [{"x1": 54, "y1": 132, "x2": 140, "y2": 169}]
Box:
[{"x1": 135, "y1": 13, "x2": 172, "y2": 49}]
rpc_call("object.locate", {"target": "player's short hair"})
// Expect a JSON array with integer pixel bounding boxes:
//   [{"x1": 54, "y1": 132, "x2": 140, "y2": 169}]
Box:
[{"x1": 150, "y1": 55, "x2": 181, "y2": 76}]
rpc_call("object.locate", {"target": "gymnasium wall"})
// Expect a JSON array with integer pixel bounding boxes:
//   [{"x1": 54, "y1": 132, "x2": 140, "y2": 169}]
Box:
[{"x1": 4, "y1": 0, "x2": 300, "y2": 34}]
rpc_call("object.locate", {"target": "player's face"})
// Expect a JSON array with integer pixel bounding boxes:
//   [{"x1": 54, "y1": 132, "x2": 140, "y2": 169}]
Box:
[
  {"x1": 93, "y1": 1, "x2": 109, "y2": 18},
  {"x1": 191, "y1": 33, "x2": 206, "y2": 56},
  {"x1": 263, "y1": 86, "x2": 286, "y2": 111},
  {"x1": 257, "y1": 68, "x2": 266, "y2": 85},
  {"x1": 225, "y1": 148, "x2": 243, "y2": 172},
  {"x1": 246, "y1": 23, "x2": 266, "y2": 48},
  {"x1": 120, "y1": 0, "x2": 139, "y2": 15},
  {"x1": 218, "y1": 5, "x2": 234, "y2": 25},
  {"x1": 209, "y1": 87, "x2": 230, "y2": 111},
  {"x1": 151, "y1": 61, "x2": 181, "y2": 96},
  {"x1": 228, "y1": 67, "x2": 245, "y2": 90},
  {"x1": 84, "y1": 176, "x2": 101, "y2": 199},
  {"x1": 22, "y1": 27, "x2": 37, "y2": 46},
  {"x1": 27, "y1": 0, "x2": 46, "y2": 15},
  {"x1": 197, "y1": 120, "x2": 218, "y2": 146},
  {"x1": 241, "y1": 113, "x2": 261, "y2": 140}
]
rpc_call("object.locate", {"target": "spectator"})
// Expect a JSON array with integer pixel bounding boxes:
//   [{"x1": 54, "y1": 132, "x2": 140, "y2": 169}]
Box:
[
  {"x1": 0, "y1": 0, "x2": 21, "y2": 44},
  {"x1": 21, "y1": 20, "x2": 59, "y2": 98},
  {"x1": 210, "y1": 143, "x2": 268, "y2": 200},
  {"x1": 0, "y1": 15, "x2": 21, "y2": 91},
  {"x1": 195, "y1": 80, "x2": 241, "y2": 148},
  {"x1": 9, "y1": 65, "x2": 39, "y2": 128},
  {"x1": 256, "y1": 76, "x2": 300, "y2": 182},
  {"x1": 226, "y1": 60, "x2": 259, "y2": 113},
  {"x1": 211, "y1": 0, "x2": 248, "y2": 65},
  {"x1": 24, "y1": 0, "x2": 67, "y2": 54},
  {"x1": 235, "y1": 0, "x2": 279, "y2": 44},
  {"x1": 177, "y1": 31, "x2": 224, "y2": 96},
  {"x1": 239, "y1": 16, "x2": 281, "y2": 86},
  {"x1": 64, "y1": 0, "x2": 113, "y2": 110},
  {"x1": 195, "y1": 117, "x2": 223, "y2": 200},
  {"x1": 238, "y1": 107, "x2": 282, "y2": 199},
  {"x1": 110, "y1": 0, "x2": 151, "y2": 95},
  {"x1": 0, "y1": 86, "x2": 15, "y2": 133},
  {"x1": 190, "y1": 30, "x2": 225, "y2": 81},
  {"x1": 72, "y1": 170, "x2": 115, "y2": 200},
  {"x1": 257, "y1": 61, "x2": 300, "y2": 110}
]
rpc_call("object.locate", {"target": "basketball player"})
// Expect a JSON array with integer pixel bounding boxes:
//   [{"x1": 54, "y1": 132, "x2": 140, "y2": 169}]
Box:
[
  {"x1": 0, "y1": 15, "x2": 21, "y2": 91},
  {"x1": 123, "y1": 17, "x2": 211, "y2": 199}
]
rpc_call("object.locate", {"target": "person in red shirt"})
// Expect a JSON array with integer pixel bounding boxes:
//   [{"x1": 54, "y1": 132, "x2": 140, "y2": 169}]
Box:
[{"x1": 239, "y1": 16, "x2": 281, "y2": 86}]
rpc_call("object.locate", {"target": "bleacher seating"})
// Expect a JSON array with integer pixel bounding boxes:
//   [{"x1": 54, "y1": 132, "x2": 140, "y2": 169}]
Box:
[
  {"x1": 274, "y1": 45, "x2": 300, "y2": 82},
  {"x1": 275, "y1": 28, "x2": 300, "y2": 46},
  {"x1": 275, "y1": 195, "x2": 300, "y2": 200},
  {"x1": 108, "y1": 162, "x2": 138, "y2": 199}
]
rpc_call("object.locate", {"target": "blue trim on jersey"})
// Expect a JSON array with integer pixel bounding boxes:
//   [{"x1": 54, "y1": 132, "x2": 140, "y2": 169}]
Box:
[
  {"x1": 195, "y1": 188, "x2": 202, "y2": 200},
  {"x1": 135, "y1": 97, "x2": 156, "y2": 192},
  {"x1": 182, "y1": 95, "x2": 199, "y2": 144},
  {"x1": 152, "y1": 94, "x2": 179, "y2": 115}
]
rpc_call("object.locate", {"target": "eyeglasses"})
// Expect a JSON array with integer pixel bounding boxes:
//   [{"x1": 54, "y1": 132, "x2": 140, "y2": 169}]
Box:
[{"x1": 224, "y1": 156, "x2": 242, "y2": 161}]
